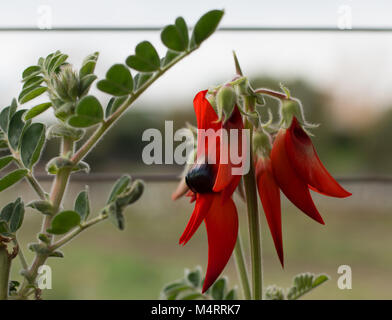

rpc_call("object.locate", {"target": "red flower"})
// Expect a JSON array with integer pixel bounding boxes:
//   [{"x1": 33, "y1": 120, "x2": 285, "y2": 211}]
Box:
[
  {"x1": 256, "y1": 117, "x2": 351, "y2": 266},
  {"x1": 179, "y1": 90, "x2": 244, "y2": 292}
]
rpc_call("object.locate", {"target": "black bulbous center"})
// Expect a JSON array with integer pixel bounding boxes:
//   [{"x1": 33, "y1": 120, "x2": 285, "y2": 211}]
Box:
[{"x1": 185, "y1": 163, "x2": 215, "y2": 194}]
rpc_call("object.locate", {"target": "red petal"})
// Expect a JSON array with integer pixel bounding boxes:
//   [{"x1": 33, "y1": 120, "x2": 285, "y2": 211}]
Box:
[
  {"x1": 193, "y1": 90, "x2": 219, "y2": 130},
  {"x1": 193, "y1": 90, "x2": 221, "y2": 170},
  {"x1": 213, "y1": 107, "x2": 244, "y2": 192},
  {"x1": 271, "y1": 129, "x2": 325, "y2": 224},
  {"x1": 221, "y1": 174, "x2": 241, "y2": 203},
  {"x1": 256, "y1": 157, "x2": 284, "y2": 267},
  {"x1": 202, "y1": 193, "x2": 238, "y2": 293},
  {"x1": 179, "y1": 193, "x2": 214, "y2": 245},
  {"x1": 285, "y1": 117, "x2": 351, "y2": 198}
]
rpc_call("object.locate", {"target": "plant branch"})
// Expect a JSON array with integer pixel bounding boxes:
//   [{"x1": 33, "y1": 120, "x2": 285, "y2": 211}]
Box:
[
  {"x1": 50, "y1": 214, "x2": 108, "y2": 251},
  {"x1": 25, "y1": 173, "x2": 47, "y2": 200},
  {"x1": 254, "y1": 88, "x2": 287, "y2": 100},
  {"x1": 17, "y1": 137, "x2": 74, "y2": 299},
  {"x1": 11, "y1": 152, "x2": 47, "y2": 200},
  {"x1": 71, "y1": 48, "x2": 195, "y2": 164}
]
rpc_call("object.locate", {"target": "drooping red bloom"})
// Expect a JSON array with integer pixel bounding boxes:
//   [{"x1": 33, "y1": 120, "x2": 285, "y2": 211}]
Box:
[
  {"x1": 256, "y1": 116, "x2": 351, "y2": 266},
  {"x1": 179, "y1": 90, "x2": 244, "y2": 293}
]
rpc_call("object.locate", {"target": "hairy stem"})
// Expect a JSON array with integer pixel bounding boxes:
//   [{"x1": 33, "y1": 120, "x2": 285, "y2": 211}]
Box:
[
  {"x1": 254, "y1": 88, "x2": 287, "y2": 100},
  {"x1": 233, "y1": 236, "x2": 251, "y2": 300},
  {"x1": 25, "y1": 174, "x2": 47, "y2": 200},
  {"x1": 12, "y1": 153, "x2": 46, "y2": 200},
  {"x1": 0, "y1": 244, "x2": 11, "y2": 300},
  {"x1": 243, "y1": 112, "x2": 263, "y2": 300},
  {"x1": 233, "y1": 51, "x2": 263, "y2": 300},
  {"x1": 17, "y1": 138, "x2": 74, "y2": 299}
]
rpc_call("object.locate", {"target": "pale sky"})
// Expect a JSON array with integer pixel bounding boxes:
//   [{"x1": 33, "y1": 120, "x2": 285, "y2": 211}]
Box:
[{"x1": 0, "y1": 0, "x2": 392, "y2": 126}]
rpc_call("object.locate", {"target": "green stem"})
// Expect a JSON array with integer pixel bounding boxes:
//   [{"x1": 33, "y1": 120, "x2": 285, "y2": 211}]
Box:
[
  {"x1": 233, "y1": 51, "x2": 263, "y2": 300},
  {"x1": 233, "y1": 236, "x2": 251, "y2": 300},
  {"x1": 25, "y1": 174, "x2": 47, "y2": 200},
  {"x1": 12, "y1": 153, "x2": 47, "y2": 200},
  {"x1": 243, "y1": 98, "x2": 263, "y2": 300}
]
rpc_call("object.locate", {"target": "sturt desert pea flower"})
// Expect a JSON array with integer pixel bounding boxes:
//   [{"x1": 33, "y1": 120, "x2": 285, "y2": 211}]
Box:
[
  {"x1": 256, "y1": 116, "x2": 351, "y2": 266},
  {"x1": 173, "y1": 90, "x2": 244, "y2": 293}
]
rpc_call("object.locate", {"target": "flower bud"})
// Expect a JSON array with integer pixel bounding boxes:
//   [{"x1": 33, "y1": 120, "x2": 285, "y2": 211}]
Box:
[
  {"x1": 253, "y1": 129, "x2": 272, "y2": 157},
  {"x1": 280, "y1": 98, "x2": 304, "y2": 128},
  {"x1": 216, "y1": 85, "x2": 236, "y2": 122},
  {"x1": 233, "y1": 77, "x2": 249, "y2": 96},
  {"x1": 116, "y1": 179, "x2": 144, "y2": 208},
  {"x1": 51, "y1": 65, "x2": 80, "y2": 103}
]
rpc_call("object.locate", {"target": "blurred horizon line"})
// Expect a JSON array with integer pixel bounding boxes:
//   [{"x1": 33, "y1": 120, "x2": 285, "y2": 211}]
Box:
[
  {"x1": 2, "y1": 26, "x2": 392, "y2": 32},
  {"x1": 27, "y1": 172, "x2": 392, "y2": 183}
]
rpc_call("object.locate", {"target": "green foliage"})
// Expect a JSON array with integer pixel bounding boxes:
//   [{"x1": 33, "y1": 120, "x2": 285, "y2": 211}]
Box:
[
  {"x1": 190, "y1": 10, "x2": 224, "y2": 48},
  {"x1": 103, "y1": 175, "x2": 144, "y2": 230},
  {"x1": 68, "y1": 95, "x2": 103, "y2": 128},
  {"x1": 161, "y1": 17, "x2": 189, "y2": 52},
  {"x1": 0, "y1": 198, "x2": 25, "y2": 235},
  {"x1": 27, "y1": 200, "x2": 55, "y2": 216},
  {"x1": 0, "y1": 9, "x2": 223, "y2": 299},
  {"x1": 104, "y1": 202, "x2": 125, "y2": 230},
  {"x1": 47, "y1": 210, "x2": 81, "y2": 235},
  {"x1": 79, "y1": 52, "x2": 99, "y2": 79},
  {"x1": 0, "y1": 106, "x2": 11, "y2": 133},
  {"x1": 21, "y1": 123, "x2": 46, "y2": 168},
  {"x1": 8, "y1": 109, "x2": 29, "y2": 150},
  {"x1": 46, "y1": 123, "x2": 84, "y2": 141},
  {"x1": 161, "y1": 267, "x2": 237, "y2": 300},
  {"x1": 18, "y1": 86, "x2": 47, "y2": 104},
  {"x1": 107, "y1": 175, "x2": 131, "y2": 204},
  {"x1": 24, "y1": 102, "x2": 52, "y2": 121},
  {"x1": 97, "y1": 64, "x2": 133, "y2": 96},
  {"x1": 286, "y1": 273, "x2": 329, "y2": 300},
  {"x1": 265, "y1": 285, "x2": 285, "y2": 300},
  {"x1": 74, "y1": 187, "x2": 90, "y2": 221},
  {"x1": 264, "y1": 273, "x2": 330, "y2": 300},
  {"x1": 105, "y1": 96, "x2": 128, "y2": 118},
  {"x1": 0, "y1": 169, "x2": 28, "y2": 192},
  {"x1": 126, "y1": 41, "x2": 161, "y2": 72},
  {"x1": 0, "y1": 156, "x2": 14, "y2": 171},
  {"x1": 45, "y1": 156, "x2": 89, "y2": 175},
  {"x1": 18, "y1": 51, "x2": 99, "y2": 125}
]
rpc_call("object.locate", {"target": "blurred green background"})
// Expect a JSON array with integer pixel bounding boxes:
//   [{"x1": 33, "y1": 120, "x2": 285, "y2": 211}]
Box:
[{"x1": 3, "y1": 75, "x2": 392, "y2": 299}]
